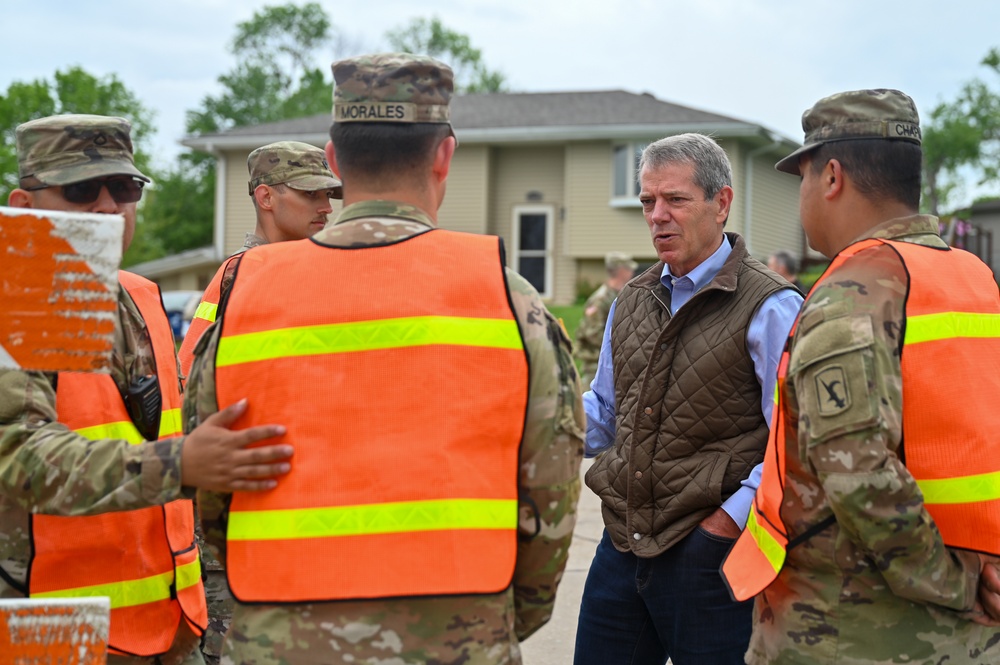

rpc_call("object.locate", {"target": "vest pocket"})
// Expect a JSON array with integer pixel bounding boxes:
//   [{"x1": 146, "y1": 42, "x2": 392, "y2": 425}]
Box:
[{"x1": 655, "y1": 450, "x2": 732, "y2": 519}]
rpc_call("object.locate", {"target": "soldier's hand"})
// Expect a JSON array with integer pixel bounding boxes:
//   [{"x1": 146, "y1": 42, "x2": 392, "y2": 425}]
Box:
[
  {"x1": 974, "y1": 554, "x2": 1000, "y2": 625},
  {"x1": 181, "y1": 398, "x2": 292, "y2": 492}
]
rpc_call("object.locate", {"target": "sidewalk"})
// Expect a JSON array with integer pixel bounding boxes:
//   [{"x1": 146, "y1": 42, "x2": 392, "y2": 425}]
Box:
[{"x1": 520, "y1": 458, "x2": 601, "y2": 664}]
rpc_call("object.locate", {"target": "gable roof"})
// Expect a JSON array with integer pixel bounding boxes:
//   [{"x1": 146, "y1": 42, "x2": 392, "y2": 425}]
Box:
[{"x1": 182, "y1": 89, "x2": 791, "y2": 151}]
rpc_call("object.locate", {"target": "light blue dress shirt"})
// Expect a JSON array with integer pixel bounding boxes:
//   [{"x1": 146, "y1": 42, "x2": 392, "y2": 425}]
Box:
[{"x1": 582, "y1": 236, "x2": 803, "y2": 528}]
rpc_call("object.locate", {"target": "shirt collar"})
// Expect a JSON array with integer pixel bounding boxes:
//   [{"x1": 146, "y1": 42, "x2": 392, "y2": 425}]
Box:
[
  {"x1": 660, "y1": 235, "x2": 731, "y2": 294},
  {"x1": 334, "y1": 200, "x2": 436, "y2": 228}
]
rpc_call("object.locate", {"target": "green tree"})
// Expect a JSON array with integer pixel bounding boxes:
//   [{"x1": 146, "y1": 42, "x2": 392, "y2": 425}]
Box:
[
  {"x1": 0, "y1": 66, "x2": 154, "y2": 204},
  {"x1": 188, "y1": 2, "x2": 335, "y2": 133},
  {"x1": 385, "y1": 17, "x2": 508, "y2": 93},
  {"x1": 123, "y1": 154, "x2": 215, "y2": 267},
  {"x1": 134, "y1": 2, "x2": 340, "y2": 266},
  {"x1": 922, "y1": 48, "x2": 1000, "y2": 216}
]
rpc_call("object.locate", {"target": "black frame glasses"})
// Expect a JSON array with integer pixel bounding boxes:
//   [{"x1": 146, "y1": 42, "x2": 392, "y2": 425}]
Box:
[{"x1": 27, "y1": 176, "x2": 145, "y2": 205}]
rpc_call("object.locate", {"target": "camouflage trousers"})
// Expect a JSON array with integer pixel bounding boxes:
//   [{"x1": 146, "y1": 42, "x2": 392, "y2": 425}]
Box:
[{"x1": 201, "y1": 569, "x2": 235, "y2": 665}]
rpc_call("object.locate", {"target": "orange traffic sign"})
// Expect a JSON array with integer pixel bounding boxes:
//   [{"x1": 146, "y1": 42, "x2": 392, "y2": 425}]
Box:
[
  {"x1": 1, "y1": 206, "x2": 122, "y2": 372},
  {"x1": 0, "y1": 598, "x2": 109, "y2": 664}
]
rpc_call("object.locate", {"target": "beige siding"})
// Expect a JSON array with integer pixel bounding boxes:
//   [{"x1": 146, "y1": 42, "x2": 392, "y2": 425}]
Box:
[
  {"x1": 565, "y1": 141, "x2": 656, "y2": 263},
  {"x1": 438, "y1": 145, "x2": 489, "y2": 234},
  {"x1": 721, "y1": 139, "x2": 746, "y2": 235},
  {"x1": 745, "y1": 157, "x2": 803, "y2": 262},
  {"x1": 224, "y1": 151, "x2": 254, "y2": 256},
  {"x1": 489, "y1": 145, "x2": 573, "y2": 302}
]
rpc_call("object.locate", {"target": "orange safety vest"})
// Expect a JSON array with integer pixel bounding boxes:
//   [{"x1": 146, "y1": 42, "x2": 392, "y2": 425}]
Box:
[
  {"x1": 215, "y1": 230, "x2": 529, "y2": 603},
  {"x1": 178, "y1": 256, "x2": 235, "y2": 381},
  {"x1": 32, "y1": 271, "x2": 207, "y2": 657},
  {"x1": 722, "y1": 239, "x2": 1000, "y2": 602}
]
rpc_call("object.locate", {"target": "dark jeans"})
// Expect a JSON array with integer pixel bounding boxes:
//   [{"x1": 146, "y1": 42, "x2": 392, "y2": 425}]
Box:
[{"x1": 573, "y1": 527, "x2": 753, "y2": 665}]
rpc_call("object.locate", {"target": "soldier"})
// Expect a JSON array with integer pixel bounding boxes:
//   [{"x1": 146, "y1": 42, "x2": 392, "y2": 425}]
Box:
[
  {"x1": 185, "y1": 140, "x2": 340, "y2": 665},
  {"x1": 575, "y1": 251, "x2": 637, "y2": 388},
  {"x1": 575, "y1": 133, "x2": 803, "y2": 665},
  {"x1": 178, "y1": 140, "x2": 341, "y2": 380},
  {"x1": 180, "y1": 140, "x2": 340, "y2": 665},
  {"x1": 183, "y1": 53, "x2": 586, "y2": 664},
  {"x1": 1, "y1": 114, "x2": 293, "y2": 665},
  {"x1": 722, "y1": 89, "x2": 1000, "y2": 663}
]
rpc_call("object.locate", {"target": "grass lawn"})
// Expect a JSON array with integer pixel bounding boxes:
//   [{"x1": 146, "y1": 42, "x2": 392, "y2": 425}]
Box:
[{"x1": 547, "y1": 304, "x2": 585, "y2": 341}]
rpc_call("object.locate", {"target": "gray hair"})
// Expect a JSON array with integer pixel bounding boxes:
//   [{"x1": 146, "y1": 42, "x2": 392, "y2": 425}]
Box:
[
  {"x1": 637, "y1": 133, "x2": 732, "y2": 200},
  {"x1": 769, "y1": 250, "x2": 799, "y2": 275}
]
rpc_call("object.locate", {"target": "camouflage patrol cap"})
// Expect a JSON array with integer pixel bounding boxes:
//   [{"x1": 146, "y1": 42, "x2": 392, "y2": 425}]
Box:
[
  {"x1": 16, "y1": 114, "x2": 150, "y2": 187},
  {"x1": 331, "y1": 52, "x2": 454, "y2": 128},
  {"x1": 605, "y1": 251, "x2": 638, "y2": 272},
  {"x1": 247, "y1": 141, "x2": 342, "y2": 197},
  {"x1": 776, "y1": 89, "x2": 921, "y2": 175}
]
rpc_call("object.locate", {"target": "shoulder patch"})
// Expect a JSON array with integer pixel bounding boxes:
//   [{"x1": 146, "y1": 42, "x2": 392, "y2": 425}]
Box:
[{"x1": 814, "y1": 365, "x2": 850, "y2": 416}]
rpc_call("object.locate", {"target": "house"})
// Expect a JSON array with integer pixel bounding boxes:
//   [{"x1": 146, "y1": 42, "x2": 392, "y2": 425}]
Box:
[
  {"x1": 133, "y1": 90, "x2": 805, "y2": 304},
  {"x1": 964, "y1": 198, "x2": 999, "y2": 273}
]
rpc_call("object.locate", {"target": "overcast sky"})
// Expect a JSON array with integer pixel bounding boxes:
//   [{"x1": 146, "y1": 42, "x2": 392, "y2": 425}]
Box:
[{"x1": 5, "y1": 0, "x2": 1000, "y2": 203}]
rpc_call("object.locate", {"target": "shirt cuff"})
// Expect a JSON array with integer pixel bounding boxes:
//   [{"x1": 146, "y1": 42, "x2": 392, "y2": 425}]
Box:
[{"x1": 721, "y1": 485, "x2": 756, "y2": 530}]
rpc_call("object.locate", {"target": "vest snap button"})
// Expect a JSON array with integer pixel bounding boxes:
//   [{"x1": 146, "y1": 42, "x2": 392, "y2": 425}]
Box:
[
  {"x1": 634, "y1": 471, "x2": 642, "y2": 479},
  {"x1": 633, "y1": 532, "x2": 641, "y2": 540},
  {"x1": 660, "y1": 343, "x2": 667, "y2": 350},
  {"x1": 643, "y1": 407, "x2": 653, "y2": 415}
]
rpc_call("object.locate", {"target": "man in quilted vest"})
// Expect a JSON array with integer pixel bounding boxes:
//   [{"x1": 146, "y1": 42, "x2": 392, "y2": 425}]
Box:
[
  {"x1": 574, "y1": 133, "x2": 803, "y2": 665},
  {"x1": 1, "y1": 114, "x2": 294, "y2": 665}
]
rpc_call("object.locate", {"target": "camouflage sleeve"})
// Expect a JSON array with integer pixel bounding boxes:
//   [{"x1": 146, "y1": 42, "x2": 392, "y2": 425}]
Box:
[
  {"x1": 182, "y1": 321, "x2": 230, "y2": 563},
  {"x1": 0, "y1": 369, "x2": 187, "y2": 515},
  {"x1": 506, "y1": 269, "x2": 586, "y2": 640},
  {"x1": 791, "y1": 249, "x2": 979, "y2": 612}
]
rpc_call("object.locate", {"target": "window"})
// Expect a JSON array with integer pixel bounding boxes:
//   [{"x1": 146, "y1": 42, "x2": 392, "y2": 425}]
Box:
[
  {"x1": 611, "y1": 142, "x2": 647, "y2": 206},
  {"x1": 511, "y1": 205, "x2": 554, "y2": 298}
]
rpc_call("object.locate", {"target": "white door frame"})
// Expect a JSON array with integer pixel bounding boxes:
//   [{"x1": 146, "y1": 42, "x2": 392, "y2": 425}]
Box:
[{"x1": 511, "y1": 204, "x2": 555, "y2": 299}]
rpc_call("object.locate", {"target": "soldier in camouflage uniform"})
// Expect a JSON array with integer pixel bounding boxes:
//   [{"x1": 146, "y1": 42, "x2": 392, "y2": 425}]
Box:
[
  {"x1": 240, "y1": 140, "x2": 342, "y2": 251},
  {"x1": 179, "y1": 141, "x2": 341, "y2": 377},
  {"x1": 575, "y1": 251, "x2": 637, "y2": 388},
  {"x1": 179, "y1": 143, "x2": 341, "y2": 664},
  {"x1": 184, "y1": 53, "x2": 585, "y2": 664},
  {"x1": 725, "y1": 90, "x2": 1000, "y2": 664},
  {"x1": 1, "y1": 114, "x2": 294, "y2": 665}
]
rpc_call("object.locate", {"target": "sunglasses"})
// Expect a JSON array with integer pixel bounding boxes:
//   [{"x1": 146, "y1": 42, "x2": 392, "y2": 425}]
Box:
[{"x1": 27, "y1": 176, "x2": 145, "y2": 205}]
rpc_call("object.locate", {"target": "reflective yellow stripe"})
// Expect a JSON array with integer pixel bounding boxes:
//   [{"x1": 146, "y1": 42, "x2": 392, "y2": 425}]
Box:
[
  {"x1": 175, "y1": 556, "x2": 203, "y2": 592},
  {"x1": 917, "y1": 470, "x2": 1000, "y2": 505},
  {"x1": 76, "y1": 420, "x2": 144, "y2": 445},
  {"x1": 904, "y1": 312, "x2": 1000, "y2": 345},
  {"x1": 228, "y1": 498, "x2": 517, "y2": 541},
  {"x1": 33, "y1": 558, "x2": 201, "y2": 609},
  {"x1": 746, "y1": 509, "x2": 785, "y2": 574},
  {"x1": 217, "y1": 316, "x2": 523, "y2": 368},
  {"x1": 75, "y1": 408, "x2": 183, "y2": 445},
  {"x1": 193, "y1": 301, "x2": 218, "y2": 323},
  {"x1": 159, "y1": 408, "x2": 182, "y2": 438}
]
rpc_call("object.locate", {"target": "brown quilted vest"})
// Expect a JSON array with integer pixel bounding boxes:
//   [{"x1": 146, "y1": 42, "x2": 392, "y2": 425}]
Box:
[{"x1": 585, "y1": 233, "x2": 788, "y2": 557}]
